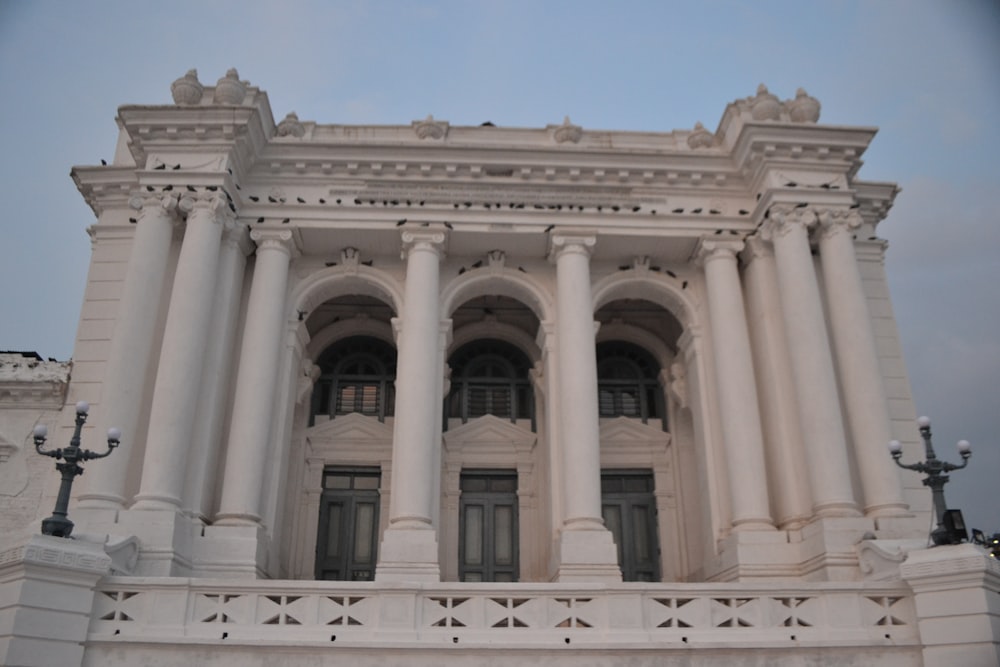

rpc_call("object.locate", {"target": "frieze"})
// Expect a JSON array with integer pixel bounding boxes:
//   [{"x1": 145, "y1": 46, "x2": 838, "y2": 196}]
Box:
[{"x1": 332, "y1": 182, "x2": 640, "y2": 208}]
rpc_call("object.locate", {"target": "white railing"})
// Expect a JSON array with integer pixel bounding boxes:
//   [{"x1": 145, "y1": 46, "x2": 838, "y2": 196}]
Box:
[{"x1": 89, "y1": 578, "x2": 918, "y2": 649}]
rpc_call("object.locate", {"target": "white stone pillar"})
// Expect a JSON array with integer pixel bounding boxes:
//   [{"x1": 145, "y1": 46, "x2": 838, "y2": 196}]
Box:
[
  {"x1": 216, "y1": 229, "x2": 296, "y2": 524},
  {"x1": 765, "y1": 205, "x2": 859, "y2": 517},
  {"x1": 741, "y1": 237, "x2": 813, "y2": 529},
  {"x1": 183, "y1": 222, "x2": 251, "y2": 519},
  {"x1": 132, "y1": 196, "x2": 228, "y2": 510},
  {"x1": 816, "y1": 208, "x2": 908, "y2": 517},
  {"x1": 376, "y1": 227, "x2": 446, "y2": 582},
  {"x1": 80, "y1": 194, "x2": 178, "y2": 509},
  {"x1": 550, "y1": 234, "x2": 620, "y2": 581},
  {"x1": 697, "y1": 239, "x2": 774, "y2": 531}
]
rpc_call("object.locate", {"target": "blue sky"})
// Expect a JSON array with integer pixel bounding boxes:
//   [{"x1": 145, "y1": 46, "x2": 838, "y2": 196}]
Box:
[{"x1": 1, "y1": 1, "x2": 997, "y2": 534}]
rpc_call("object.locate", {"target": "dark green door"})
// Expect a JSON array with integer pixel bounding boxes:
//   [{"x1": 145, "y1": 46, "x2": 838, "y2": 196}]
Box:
[
  {"x1": 315, "y1": 468, "x2": 380, "y2": 581},
  {"x1": 601, "y1": 471, "x2": 660, "y2": 582},
  {"x1": 459, "y1": 471, "x2": 518, "y2": 582}
]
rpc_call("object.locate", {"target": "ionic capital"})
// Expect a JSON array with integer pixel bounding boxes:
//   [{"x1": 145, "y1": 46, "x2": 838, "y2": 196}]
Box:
[
  {"x1": 695, "y1": 238, "x2": 744, "y2": 266},
  {"x1": 128, "y1": 192, "x2": 180, "y2": 220},
  {"x1": 548, "y1": 233, "x2": 596, "y2": 262},
  {"x1": 741, "y1": 234, "x2": 774, "y2": 263},
  {"x1": 814, "y1": 207, "x2": 863, "y2": 242},
  {"x1": 221, "y1": 220, "x2": 252, "y2": 255},
  {"x1": 400, "y1": 227, "x2": 447, "y2": 259},
  {"x1": 250, "y1": 228, "x2": 297, "y2": 257}
]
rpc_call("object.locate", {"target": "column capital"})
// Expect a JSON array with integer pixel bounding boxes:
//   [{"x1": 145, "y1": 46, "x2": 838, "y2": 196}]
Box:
[
  {"x1": 400, "y1": 227, "x2": 447, "y2": 258},
  {"x1": 222, "y1": 220, "x2": 253, "y2": 255},
  {"x1": 762, "y1": 204, "x2": 817, "y2": 240},
  {"x1": 129, "y1": 192, "x2": 180, "y2": 218},
  {"x1": 695, "y1": 238, "x2": 744, "y2": 266},
  {"x1": 741, "y1": 234, "x2": 774, "y2": 263},
  {"x1": 814, "y1": 207, "x2": 863, "y2": 242},
  {"x1": 548, "y1": 233, "x2": 596, "y2": 261},
  {"x1": 178, "y1": 193, "x2": 229, "y2": 217},
  {"x1": 250, "y1": 228, "x2": 298, "y2": 257}
]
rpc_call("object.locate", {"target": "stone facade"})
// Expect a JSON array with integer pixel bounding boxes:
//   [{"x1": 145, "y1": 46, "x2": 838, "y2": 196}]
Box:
[{"x1": 0, "y1": 71, "x2": 996, "y2": 666}]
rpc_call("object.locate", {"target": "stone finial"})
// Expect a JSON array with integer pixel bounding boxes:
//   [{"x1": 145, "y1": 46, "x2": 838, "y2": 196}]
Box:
[
  {"x1": 413, "y1": 115, "x2": 448, "y2": 140},
  {"x1": 687, "y1": 121, "x2": 715, "y2": 149},
  {"x1": 750, "y1": 84, "x2": 781, "y2": 121},
  {"x1": 788, "y1": 88, "x2": 821, "y2": 123},
  {"x1": 553, "y1": 116, "x2": 583, "y2": 144},
  {"x1": 213, "y1": 68, "x2": 247, "y2": 105},
  {"x1": 171, "y1": 69, "x2": 203, "y2": 105},
  {"x1": 277, "y1": 112, "x2": 305, "y2": 138}
]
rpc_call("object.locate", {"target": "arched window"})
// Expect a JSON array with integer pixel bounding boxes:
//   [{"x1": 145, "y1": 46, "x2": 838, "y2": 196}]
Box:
[
  {"x1": 311, "y1": 336, "x2": 396, "y2": 424},
  {"x1": 596, "y1": 341, "x2": 664, "y2": 427},
  {"x1": 447, "y1": 339, "x2": 534, "y2": 429}
]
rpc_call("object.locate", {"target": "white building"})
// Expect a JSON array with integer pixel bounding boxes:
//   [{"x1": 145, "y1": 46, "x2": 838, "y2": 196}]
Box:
[{"x1": 1, "y1": 70, "x2": 996, "y2": 666}]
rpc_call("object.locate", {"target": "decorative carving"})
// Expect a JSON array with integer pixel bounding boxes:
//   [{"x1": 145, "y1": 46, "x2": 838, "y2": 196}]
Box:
[
  {"x1": 766, "y1": 204, "x2": 817, "y2": 238},
  {"x1": 487, "y1": 249, "x2": 506, "y2": 271},
  {"x1": 687, "y1": 122, "x2": 715, "y2": 149},
  {"x1": 341, "y1": 247, "x2": 360, "y2": 271},
  {"x1": 413, "y1": 115, "x2": 448, "y2": 140},
  {"x1": 815, "y1": 207, "x2": 863, "y2": 241},
  {"x1": 213, "y1": 68, "x2": 247, "y2": 105},
  {"x1": 632, "y1": 255, "x2": 651, "y2": 271},
  {"x1": 553, "y1": 116, "x2": 583, "y2": 144},
  {"x1": 277, "y1": 112, "x2": 305, "y2": 138},
  {"x1": 750, "y1": 84, "x2": 781, "y2": 121},
  {"x1": 667, "y1": 362, "x2": 688, "y2": 408},
  {"x1": 787, "y1": 88, "x2": 821, "y2": 123},
  {"x1": 171, "y1": 69, "x2": 204, "y2": 105},
  {"x1": 297, "y1": 360, "x2": 321, "y2": 404}
]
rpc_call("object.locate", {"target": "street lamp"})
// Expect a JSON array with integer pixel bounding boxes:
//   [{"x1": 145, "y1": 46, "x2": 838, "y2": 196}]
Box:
[
  {"x1": 889, "y1": 415, "x2": 971, "y2": 546},
  {"x1": 33, "y1": 401, "x2": 120, "y2": 538}
]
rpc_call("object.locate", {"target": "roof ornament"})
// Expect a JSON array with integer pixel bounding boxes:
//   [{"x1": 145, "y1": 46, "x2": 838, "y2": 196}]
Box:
[
  {"x1": 170, "y1": 69, "x2": 203, "y2": 106},
  {"x1": 213, "y1": 68, "x2": 247, "y2": 105},
  {"x1": 553, "y1": 116, "x2": 583, "y2": 144},
  {"x1": 787, "y1": 88, "x2": 821, "y2": 123},
  {"x1": 687, "y1": 121, "x2": 715, "y2": 149},
  {"x1": 750, "y1": 84, "x2": 781, "y2": 121},
  {"x1": 277, "y1": 112, "x2": 305, "y2": 138},
  {"x1": 413, "y1": 114, "x2": 448, "y2": 140}
]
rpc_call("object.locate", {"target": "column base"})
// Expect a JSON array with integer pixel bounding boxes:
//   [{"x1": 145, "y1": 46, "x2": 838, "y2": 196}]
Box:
[
  {"x1": 703, "y1": 529, "x2": 795, "y2": 582},
  {"x1": 796, "y1": 516, "x2": 876, "y2": 581},
  {"x1": 113, "y1": 507, "x2": 199, "y2": 576},
  {"x1": 375, "y1": 526, "x2": 440, "y2": 582},
  {"x1": 195, "y1": 523, "x2": 269, "y2": 578},
  {"x1": 554, "y1": 528, "x2": 622, "y2": 582}
]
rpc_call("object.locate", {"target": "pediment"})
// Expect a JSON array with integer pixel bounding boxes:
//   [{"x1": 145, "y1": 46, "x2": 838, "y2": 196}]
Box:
[
  {"x1": 599, "y1": 416, "x2": 671, "y2": 446},
  {"x1": 305, "y1": 413, "x2": 393, "y2": 442},
  {"x1": 443, "y1": 415, "x2": 536, "y2": 453}
]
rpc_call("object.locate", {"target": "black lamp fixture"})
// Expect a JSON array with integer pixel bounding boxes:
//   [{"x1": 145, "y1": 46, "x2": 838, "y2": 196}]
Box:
[
  {"x1": 33, "y1": 401, "x2": 120, "y2": 538},
  {"x1": 889, "y1": 415, "x2": 971, "y2": 546}
]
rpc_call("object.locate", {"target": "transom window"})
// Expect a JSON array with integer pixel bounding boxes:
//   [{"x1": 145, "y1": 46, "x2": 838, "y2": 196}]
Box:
[
  {"x1": 596, "y1": 341, "x2": 664, "y2": 426},
  {"x1": 311, "y1": 336, "x2": 396, "y2": 424},
  {"x1": 447, "y1": 339, "x2": 534, "y2": 429}
]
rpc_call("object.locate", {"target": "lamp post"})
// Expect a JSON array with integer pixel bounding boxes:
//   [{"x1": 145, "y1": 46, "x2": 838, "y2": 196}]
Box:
[
  {"x1": 33, "y1": 401, "x2": 120, "y2": 538},
  {"x1": 889, "y1": 415, "x2": 971, "y2": 545}
]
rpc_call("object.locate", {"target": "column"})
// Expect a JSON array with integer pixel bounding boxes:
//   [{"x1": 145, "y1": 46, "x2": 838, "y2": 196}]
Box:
[
  {"x1": 765, "y1": 206, "x2": 859, "y2": 517},
  {"x1": 216, "y1": 229, "x2": 296, "y2": 524},
  {"x1": 376, "y1": 227, "x2": 446, "y2": 581},
  {"x1": 132, "y1": 196, "x2": 228, "y2": 510},
  {"x1": 697, "y1": 239, "x2": 774, "y2": 530},
  {"x1": 183, "y1": 222, "x2": 251, "y2": 519},
  {"x1": 80, "y1": 194, "x2": 178, "y2": 509},
  {"x1": 816, "y1": 208, "x2": 907, "y2": 516},
  {"x1": 741, "y1": 236, "x2": 813, "y2": 528},
  {"x1": 550, "y1": 234, "x2": 620, "y2": 581}
]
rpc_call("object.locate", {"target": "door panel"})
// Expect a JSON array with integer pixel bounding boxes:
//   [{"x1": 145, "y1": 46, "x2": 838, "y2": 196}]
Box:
[
  {"x1": 316, "y1": 469, "x2": 380, "y2": 581},
  {"x1": 459, "y1": 471, "x2": 518, "y2": 582},
  {"x1": 602, "y1": 471, "x2": 660, "y2": 582}
]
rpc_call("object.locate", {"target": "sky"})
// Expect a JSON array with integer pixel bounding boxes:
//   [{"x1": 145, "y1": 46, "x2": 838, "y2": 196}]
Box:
[{"x1": 0, "y1": 1, "x2": 997, "y2": 535}]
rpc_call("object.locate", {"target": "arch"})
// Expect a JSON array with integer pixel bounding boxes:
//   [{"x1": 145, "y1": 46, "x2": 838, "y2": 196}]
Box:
[
  {"x1": 592, "y1": 272, "x2": 699, "y2": 331},
  {"x1": 290, "y1": 265, "x2": 404, "y2": 322},
  {"x1": 441, "y1": 267, "x2": 554, "y2": 323},
  {"x1": 449, "y1": 320, "x2": 541, "y2": 365},
  {"x1": 308, "y1": 317, "x2": 396, "y2": 360},
  {"x1": 596, "y1": 321, "x2": 675, "y2": 372}
]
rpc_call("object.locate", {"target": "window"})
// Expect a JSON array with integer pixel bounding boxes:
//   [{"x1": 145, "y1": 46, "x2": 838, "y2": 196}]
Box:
[
  {"x1": 601, "y1": 471, "x2": 660, "y2": 582},
  {"x1": 447, "y1": 340, "x2": 534, "y2": 429},
  {"x1": 315, "y1": 468, "x2": 381, "y2": 581},
  {"x1": 596, "y1": 341, "x2": 664, "y2": 427},
  {"x1": 459, "y1": 471, "x2": 519, "y2": 582},
  {"x1": 311, "y1": 336, "x2": 396, "y2": 424}
]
